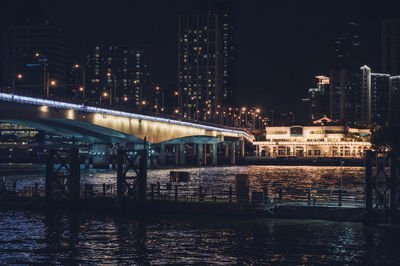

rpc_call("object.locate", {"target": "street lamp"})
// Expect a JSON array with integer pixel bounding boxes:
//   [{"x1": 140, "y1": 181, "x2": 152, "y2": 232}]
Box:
[
  {"x1": 35, "y1": 52, "x2": 48, "y2": 98},
  {"x1": 12, "y1": 73, "x2": 23, "y2": 93},
  {"x1": 73, "y1": 64, "x2": 86, "y2": 103},
  {"x1": 100, "y1": 92, "x2": 108, "y2": 106}
]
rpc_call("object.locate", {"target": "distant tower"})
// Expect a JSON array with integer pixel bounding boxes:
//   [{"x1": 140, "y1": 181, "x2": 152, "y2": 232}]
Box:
[
  {"x1": 308, "y1": 75, "x2": 330, "y2": 121},
  {"x1": 381, "y1": 18, "x2": 400, "y2": 75},
  {"x1": 84, "y1": 42, "x2": 151, "y2": 109},
  {"x1": 334, "y1": 21, "x2": 361, "y2": 70},
  {"x1": 1, "y1": 2, "x2": 68, "y2": 95},
  {"x1": 178, "y1": 1, "x2": 236, "y2": 121}
]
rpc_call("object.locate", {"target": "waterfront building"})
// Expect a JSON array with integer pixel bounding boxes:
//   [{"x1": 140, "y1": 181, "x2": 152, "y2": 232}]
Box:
[
  {"x1": 178, "y1": 3, "x2": 236, "y2": 121},
  {"x1": 381, "y1": 18, "x2": 400, "y2": 75},
  {"x1": 84, "y1": 42, "x2": 151, "y2": 109},
  {"x1": 253, "y1": 124, "x2": 371, "y2": 158}
]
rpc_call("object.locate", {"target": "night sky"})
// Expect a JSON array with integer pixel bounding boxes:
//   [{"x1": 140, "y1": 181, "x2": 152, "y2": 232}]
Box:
[{"x1": 1, "y1": 0, "x2": 399, "y2": 117}]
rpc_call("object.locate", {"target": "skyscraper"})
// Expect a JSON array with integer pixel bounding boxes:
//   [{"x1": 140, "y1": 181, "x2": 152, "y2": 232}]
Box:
[
  {"x1": 178, "y1": 2, "x2": 235, "y2": 121},
  {"x1": 334, "y1": 21, "x2": 361, "y2": 70},
  {"x1": 84, "y1": 42, "x2": 151, "y2": 109},
  {"x1": 381, "y1": 18, "x2": 400, "y2": 75},
  {"x1": 0, "y1": 3, "x2": 68, "y2": 96}
]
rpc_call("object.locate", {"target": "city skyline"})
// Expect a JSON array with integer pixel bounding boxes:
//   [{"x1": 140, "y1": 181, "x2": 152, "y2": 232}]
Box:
[{"x1": 1, "y1": 0, "x2": 399, "y2": 121}]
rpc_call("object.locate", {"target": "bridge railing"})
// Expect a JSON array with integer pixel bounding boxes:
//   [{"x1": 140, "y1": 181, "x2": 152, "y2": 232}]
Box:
[{"x1": 0, "y1": 88, "x2": 252, "y2": 137}]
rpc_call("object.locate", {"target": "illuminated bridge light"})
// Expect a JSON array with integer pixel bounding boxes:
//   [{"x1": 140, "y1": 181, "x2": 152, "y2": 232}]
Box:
[{"x1": 0, "y1": 92, "x2": 251, "y2": 138}]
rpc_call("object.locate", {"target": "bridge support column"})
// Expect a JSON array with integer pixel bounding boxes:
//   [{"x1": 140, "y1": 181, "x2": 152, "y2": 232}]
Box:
[
  {"x1": 231, "y1": 142, "x2": 236, "y2": 165},
  {"x1": 92, "y1": 144, "x2": 109, "y2": 169},
  {"x1": 241, "y1": 140, "x2": 245, "y2": 157},
  {"x1": 193, "y1": 143, "x2": 197, "y2": 155},
  {"x1": 160, "y1": 143, "x2": 166, "y2": 166},
  {"x1": 203, "y1": 144, "x2": 207, "y2": 165},
  {"x1": 174, "y1": 144, "x2": 179, "y2": 165},
  {"x1": 179, "y1": 143, "x2": 185, "y2": 166},
  {"x1": 225, "y1": 143, "x2": 229, "y2": 157},
  {"x1": 197, "y1": 144, "x2": 203, "y2": 166},
  {"x1": 212, "y1": 144, "x2": 217, "y2": 166}
]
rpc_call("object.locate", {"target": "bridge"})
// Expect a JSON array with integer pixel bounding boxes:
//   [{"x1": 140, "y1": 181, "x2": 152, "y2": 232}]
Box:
[{"x1": 0, "y1": 92, "x2": 253, "y2": 167}]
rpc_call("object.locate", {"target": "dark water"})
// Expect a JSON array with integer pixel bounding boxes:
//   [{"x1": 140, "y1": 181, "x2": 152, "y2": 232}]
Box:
[
  {"x1": 1, "y1": 166, "x2": 399, "y2": 264},
  {"x1": 0, "y1": 210, "x2": 400, "y2": 264}
]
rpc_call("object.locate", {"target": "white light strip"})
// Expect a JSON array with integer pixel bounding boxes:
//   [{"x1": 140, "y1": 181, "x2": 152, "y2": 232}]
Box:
[{"x1": 0, "y1": 92, "x2": 251, "y2": 138}]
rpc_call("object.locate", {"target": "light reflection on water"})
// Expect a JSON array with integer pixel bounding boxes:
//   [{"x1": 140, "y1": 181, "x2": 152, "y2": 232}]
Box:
[
  {"x1": 6, "y1": 165, "x2": 365, "y2": 196},
  {"x1": 0, "y1": 210, "x2": 399, "y2": 264}
]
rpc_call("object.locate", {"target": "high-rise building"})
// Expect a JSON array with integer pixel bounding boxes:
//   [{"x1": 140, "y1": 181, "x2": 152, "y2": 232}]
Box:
[
  {"x1": 381, "y1": 18, "x2": 400, "y2": 75},
  {"x1": 308, "y1": 75, "x2": 330, "y2": 121},
  {"x1": 84, "y1": 42, "x2": 151, "y2": 109},
  {"x1": 178, "y1": 4, "x2": 235, "y2": 121},
  {"x1": 0, "y1": 3, "x2": 68, "y2": 96},
  {"x1": 334, "y1": 21, "x2": 361, "y2": 70},
  {"x1": 360, "y1": 65, "x2": 393, "y2": 125},
  {"x1": 390, "y1": 76, "x2": 400, "y2": 122}
]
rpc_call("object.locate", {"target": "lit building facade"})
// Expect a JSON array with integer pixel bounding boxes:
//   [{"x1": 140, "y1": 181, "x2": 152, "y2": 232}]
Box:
[
  {"x1": 309, "y1": 75, "x2": 330, "y2": 121},
  {"x1": 84, "y1": 42, "x2": 151, "y2": 109},
  {"x1": 178, "y1": 5, "x2": 235, "y2": 121},
  {"x1": 253, "y1": 125, "x2": 371, "y2": 158}
]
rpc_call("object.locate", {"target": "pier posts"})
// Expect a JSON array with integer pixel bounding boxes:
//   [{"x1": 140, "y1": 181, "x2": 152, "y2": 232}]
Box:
[
  {"x1": 45, "y1": 149, "x2": 55, "y2": 203},
  {"x1": 138, "y1": 148, "x2": 147, "y2": 201},
  {"x1": 116, "y1": 148, "x2": 125, "y2": 201},
  {"x1": 263, "y1": 186, "x2": 268, "y2": 204},
  {"x1": 365, "y1": 150, "x2": 373, "y2": 215},
  {"x1": 69, "y1": 147, "x2": 80, "y2": 201},
  {"x1": 212, "y1": 144, "x2": 217, "y2": 166},
  {"x1": 390, "y1": 152, "x2": 399, "y2": 221}
]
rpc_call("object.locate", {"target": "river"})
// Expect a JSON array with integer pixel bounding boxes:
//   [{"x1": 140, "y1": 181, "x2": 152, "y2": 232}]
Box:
[{"x1": 3, "y1": 165, "x2": 398, "y2": 264}]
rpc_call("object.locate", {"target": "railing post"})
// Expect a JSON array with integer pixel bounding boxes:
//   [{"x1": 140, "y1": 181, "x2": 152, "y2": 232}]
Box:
[
  {"x1": 13, "y1": 181, "x2": 17, "y2": 196},
  {"x1": 278, "y1": 187, "x2": 282, "y2": 204},
  {"x1": 150, "y1": 184, "x2": 154, "y2": 200},
  {"x1": 199, "y1": 185, "x2": 203, "y2": 202},
  {"x1": 45, "y1": 149, "x2": 55, "y2": 203},
  {"x1": 103, "y1": 183, "x2": 106, "y2": 197},
  {"x1": 229, "y1": 186, "x2": 232, "y2": 203},
  {"x1": 308, "y1": 188, "x2": 311, "y2": 206},
  {"x1": 157, "y1": 182, "x2": 161, "y2": 199},
  {"x1": 263, "y1": 186, "x2": 268, "y2": 204},
  {"x1": 116, "y1": 148, "x2": 125, "y2": 201},
  {"x1": 175, "y1": 185, "x2": 178, "y2": 201},
  {"x1": 365, "y1": 150, "x2": 373, "y2": 214},
  {"x1": 338, "y1": 188, "x2": 342, "y2": 206}
]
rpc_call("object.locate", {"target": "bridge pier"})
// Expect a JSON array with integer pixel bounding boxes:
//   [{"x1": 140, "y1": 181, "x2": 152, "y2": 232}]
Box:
[
  {"x1": 241, "y1": 139, "x2": 245, "y2": 157},
  {"x1": 92, "y1": 144, "x2": 109, "y2": 169},
  {"x1": 179, "y1": 143, "x2": 185, "y2": 166},
  {"x1": 160, "y1": 143, "x2": 166, "y2": 166},
  {"x1": 212, "y1": 144, "x2": 217, "y2": 166},
  {"x1": 231, "y1": 141, "x2": 236, "y2": 165},
  {"x1": 225, "y1": 143, "x2": 229, "y2": 158},
  {"x1": 203, "y1": 144, "x2": 208, "y2": 166},
  {"x1": 174, "y1": 144, "x2": 179, "y2": 165}
]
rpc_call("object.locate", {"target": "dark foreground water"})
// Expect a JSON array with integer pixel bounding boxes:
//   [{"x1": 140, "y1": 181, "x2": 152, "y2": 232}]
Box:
[{"x1": 0, "y1": 210, "x2": 400, "y2": 264}]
